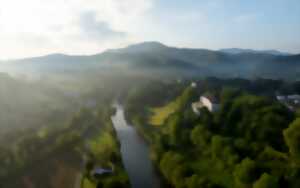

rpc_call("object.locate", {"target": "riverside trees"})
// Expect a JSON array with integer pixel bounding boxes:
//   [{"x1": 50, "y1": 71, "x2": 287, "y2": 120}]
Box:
[{"x1": 124, "y1": 79, "x2": 299, "y2": 188}]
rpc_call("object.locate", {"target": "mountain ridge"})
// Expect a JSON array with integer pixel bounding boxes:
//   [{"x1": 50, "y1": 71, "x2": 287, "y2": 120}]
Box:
[
  {"x1": 219, "y1": 48, "x2": 291, "y2": 56},
  {"x1": 1, "y1": 41, "x2": 298, "y2": 62},
  {"x1": 1, "y1": 41, "x2": 300, "y2": 80}
]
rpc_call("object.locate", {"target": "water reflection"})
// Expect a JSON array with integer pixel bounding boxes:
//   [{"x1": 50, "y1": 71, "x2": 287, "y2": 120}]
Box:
[{"x1": 111, "y1": 104, "x2": 160, "y2": 188}]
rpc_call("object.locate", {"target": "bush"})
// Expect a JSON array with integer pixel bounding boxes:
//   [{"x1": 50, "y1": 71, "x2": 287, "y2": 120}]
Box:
[
  {"x1": 234, "y1": 158, "x2": 258, "y2": 186},
  {"x1": 253, "y1": 173, "x2": 279, "y2": 188},
  {"x1": 284, "y1": 118, "x2": 300, "y2": 166}
]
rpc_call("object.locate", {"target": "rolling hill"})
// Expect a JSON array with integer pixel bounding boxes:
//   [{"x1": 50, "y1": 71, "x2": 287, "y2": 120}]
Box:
[
  {"x1": 1, "y1": 42, "x2": 299, "y2": 80},
  {"x1": 219, "y1": 48, "x2": 291, "y2": 56}
]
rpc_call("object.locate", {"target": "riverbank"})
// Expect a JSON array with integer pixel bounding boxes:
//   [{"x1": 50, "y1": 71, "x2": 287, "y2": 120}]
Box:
[
  {"x1": 79, "y1": 106, "x2": 130, "y2": 188},
  {"x1": 123, "y1": 81, "x2": 299, "y2": 188},
  {"x1": 111, "y1": 104, "x2": 161, "y2": 188}
]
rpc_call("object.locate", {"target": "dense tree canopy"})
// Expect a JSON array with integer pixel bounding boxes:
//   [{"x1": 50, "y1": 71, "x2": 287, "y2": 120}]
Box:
[
  {"x1": 124, "y1": 79, "x2": 299, "y2": 188},
  {"x1": 284, "y1": 118, "x2": 300, "y2": 166}
]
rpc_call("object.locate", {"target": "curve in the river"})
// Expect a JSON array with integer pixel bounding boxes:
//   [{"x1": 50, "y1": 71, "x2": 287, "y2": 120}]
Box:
[{"x1": 111, "y1": 104, "x2": 160, "y2": 188}]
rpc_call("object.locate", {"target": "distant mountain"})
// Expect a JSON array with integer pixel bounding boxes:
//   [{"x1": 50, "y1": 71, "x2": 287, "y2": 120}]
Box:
[
  {"x1": 110, "y1": 41, "x2": 168, "y2": 53},
  {"x1": 220, "y1": 48, "x2": 291, "y2": 56},
  {"x1": 1, "y1": 42, "x2": 300, "y2": 80}
]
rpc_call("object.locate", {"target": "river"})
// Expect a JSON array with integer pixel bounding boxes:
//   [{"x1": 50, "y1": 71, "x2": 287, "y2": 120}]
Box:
[{"x1": 111, "y1": 104, "x2": 161, "y2": 188}]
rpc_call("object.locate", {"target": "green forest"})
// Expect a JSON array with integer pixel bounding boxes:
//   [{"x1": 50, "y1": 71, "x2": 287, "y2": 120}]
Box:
[
  {"x1": 0, "y1": 73, "x2": 130, "y2": 188},
  {"x1": 124, "y1": 78, "x2": 300, "y2": 188},
  {"x1": 0, "y1": 104, "x2": 129, "y2": 188},
  {"x1": 1, "y1": 72, "x2": 300, "y2": 188},
  {"x1": 0, "y1": 2, "x2": 300, "y2": 187}
]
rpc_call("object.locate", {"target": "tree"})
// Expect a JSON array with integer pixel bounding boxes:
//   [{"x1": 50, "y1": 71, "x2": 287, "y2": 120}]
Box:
[
  {"x1": 185, "y1": 175, "x2": 214, "y2": 188},
  {"x1": 234, "y1": 158, "x2": 258, "y2": 187},
  {"x1": 171, "y1": 164, "x2": 191, "y2": 188},
  {"x1": 166, "y1": 113, "x2": 182, "y2": 146},
  {"x1": 190, "y1": 125, "x2": 211, "y2": 150},
  {"x1": 253, "y1": 173, "x2": 278, "y2": 188},
  {"x1": 211, "y1": 135, "x2": 229, "y2": 159},
  {"x1": 159, "y1": 151, "x2": 184, "y2": 182},
  {"x1": 219, "y1": 93, "x2": 291, "y2": 149},
  {"x1": 283, "y1": 118, "x2": 300, "y2": 166},
  {"x1": 178, "y1": 87, "x2": 197, "y2": 111},
  {"x1": 199, "y1": 108, "x2": 214, "y2": 129}
]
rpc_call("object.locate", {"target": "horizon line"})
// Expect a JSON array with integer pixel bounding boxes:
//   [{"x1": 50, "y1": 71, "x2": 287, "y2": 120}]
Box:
[{"x1": 0, "y1": 41, "x2": 298, "y2": 61}]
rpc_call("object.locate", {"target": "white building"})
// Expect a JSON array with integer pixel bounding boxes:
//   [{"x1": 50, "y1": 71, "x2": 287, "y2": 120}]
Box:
[
  {"x1": 276, "y1": 94, "x2": 300, "y2": 111},
  {"x1": 192, "y1": 95, "x2": 220, "y2": 114},
  {"x1": 287, "y1": 95, "x2": 300, "y2": 100},
  {"x1": 191, "y1": 82, "x2": 197, "y2": 88},
  {"x1": 276, "y1": 95, "x2": 286, "y2": 101},
  {"x1": 200, "y1": 96, "x2": 220, "y2": 112}
]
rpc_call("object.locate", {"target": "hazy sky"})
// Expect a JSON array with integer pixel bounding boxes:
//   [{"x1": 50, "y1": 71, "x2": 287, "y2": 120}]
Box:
[{"x1": 0, "y1": 0, "x2": 299, "y2": 59}]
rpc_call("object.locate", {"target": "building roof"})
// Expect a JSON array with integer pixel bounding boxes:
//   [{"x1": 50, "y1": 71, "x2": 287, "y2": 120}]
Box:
[
  {"x1": 92, "y1": 168, "x2": 113, "y2": 175},
  {"x1": 202, "y1": 93, "x2": 219, "y2": 103}
]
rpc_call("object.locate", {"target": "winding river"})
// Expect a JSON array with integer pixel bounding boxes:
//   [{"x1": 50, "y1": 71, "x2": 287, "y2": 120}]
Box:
[{"x1": 111, "y1": 104, "x2": 161, "y2": 188}]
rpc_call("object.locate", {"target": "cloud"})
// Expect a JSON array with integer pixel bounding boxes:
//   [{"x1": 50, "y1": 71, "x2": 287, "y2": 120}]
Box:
[
  {"x1": 0, "y1": 0, "x2": 154, "y2": 59},
  {"x1": 78, "y1": 11, "x2": 126, "y2": 41},
  {"x1": 1, "y1": 0, "x2": 297, "y2": 59}
]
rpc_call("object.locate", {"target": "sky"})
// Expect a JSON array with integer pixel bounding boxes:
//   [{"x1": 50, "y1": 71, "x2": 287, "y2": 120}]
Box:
[{"x1": 0, "y1": 0, "x2": 299, "y2": 59}]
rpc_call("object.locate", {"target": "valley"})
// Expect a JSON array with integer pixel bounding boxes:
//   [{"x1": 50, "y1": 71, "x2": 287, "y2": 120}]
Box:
[{"x1": 0, "y1": 44, "x2": 300, "y2": 188}]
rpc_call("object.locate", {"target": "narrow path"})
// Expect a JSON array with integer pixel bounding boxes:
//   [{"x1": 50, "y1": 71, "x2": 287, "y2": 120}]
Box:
[{"x1": 111, "y1": 104, "x2": 161, "y2": 188}]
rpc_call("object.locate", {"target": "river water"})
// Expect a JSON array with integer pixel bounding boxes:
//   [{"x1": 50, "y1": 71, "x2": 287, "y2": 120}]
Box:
[{"x1": 111, "y1": 104, "x2": 161, "y2": 188}]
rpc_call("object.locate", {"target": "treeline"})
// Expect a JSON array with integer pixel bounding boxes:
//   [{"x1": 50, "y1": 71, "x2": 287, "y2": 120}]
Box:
[
  {"x1": 0, "y1": 73, "x2": 164, "y2": 188},
  {"x1": 0, "y1": 72, "x2": 79, "y2": 137},
  {"x1": 190, "y1": 77, "x2": 300, "y2": 97},
  {"x1": 81, "y1": 107, "x2": 130, "y2": 188},
  {"x1": 124, "y1": 78, "x2": 300, "y2": 188},
  {"x1": 0, "y1": 105, "x2": 129, "y2": 188},
  {"x1": 124, "y1": 80, "x2": 188, "y2": 141}
]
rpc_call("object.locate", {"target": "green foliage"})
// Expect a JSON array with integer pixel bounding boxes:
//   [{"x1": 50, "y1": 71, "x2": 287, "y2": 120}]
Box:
[
  {"x1": 177, "y1": 87, "x2": 198, "y2": 111},
  {"x1": 257, "y1": 146, "x2": 288, "y2": 178},
  {"x1": 88, "y1": 132, "x2": 119, "y2": 164},
  {"x1": 284, "y1": 118, "x2": 300, "y2": 166},
  {"x1": 198, "y1": 108, "x2": 214, "y2": 129},
  {"x1": 253, "y1": 173, "x2": 279, "y2": 188},
  {"x1": 220, "y1": 94, "x2": 292, "y2": 149},
  {"x1": 159, "y1": 151, "x2": 184, "y2": 181},
  {"x1": 166, "y1": 113, "x2": 182, "y2": 146},
  {"x1": 190, "y1": 125, "x2": 212, "y2": 150},
  {"x1": 0, "y1": 104, "x2": 129, "y2": 188},
  {"x1": 124, "y1": 79, "x2": 298, "y2": 188},
  {"x1": 55, "y1": 131, "x2": 82, "y2": 147},
  {"x1": 149, "y1": 86, "x2": 197, "y2": 126},
  {"x1": 149, "y1": 100, "x2": 179, "y2": 126},
  {"x1": 185, "y1": 175, "x2": 206, "y2": 188},
  {"x1": 83, "y1": 178, "x2": 96, "y2": 188},
  {"x1": 234, "y1": 158, "x2": 258, "y2": 186},
  {"x1": 211, "y1": 135, "x2": 231, "y2": 160}
]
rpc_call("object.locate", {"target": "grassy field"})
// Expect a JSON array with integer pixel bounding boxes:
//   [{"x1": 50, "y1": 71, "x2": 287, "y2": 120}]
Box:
[{"x1": 149, "y1": 100, "x2": 180, "y2": 126}]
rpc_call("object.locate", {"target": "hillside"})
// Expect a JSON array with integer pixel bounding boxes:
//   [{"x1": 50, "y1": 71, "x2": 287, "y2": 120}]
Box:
[
  {"x1": 219, "y1": 48, "x2": 291, "y2": 56},
  {"x1": 1, "y1": 42, "x2": 300, "y2": 80}
]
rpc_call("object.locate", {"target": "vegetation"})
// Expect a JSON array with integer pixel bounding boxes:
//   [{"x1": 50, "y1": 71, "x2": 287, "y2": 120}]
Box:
[
  {"x1": 124, "y1": 78, "x2": 300, "y2": 188},
  {"x1": 0, "y1": 73, "x2": 130, "y2": 188},
  {"x1": 0, "y1": 105, "x2": 129, "y2": 188},
  {"x1": 149, "y1": 98, "x2": 181, "y2": 126},
  {"x1": 3, "y1": 42, "x2": 300, "y2": 80},
  {"x1": 81, "y1": 107, "x2": 129, "y2": 188},
  {"x1": 1, "y1": 71, "x2": 300, "y2": 188}
]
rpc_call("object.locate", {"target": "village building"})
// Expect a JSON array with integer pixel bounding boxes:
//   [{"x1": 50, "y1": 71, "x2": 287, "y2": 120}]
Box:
[
  {"x1": 276, "y1": 94, "x2": 300, "y2": 111},
  {"x1": 192, "y1": 94, "x2": 220, "y2": 114},
  {"x1": 91, "y1": 167, "x2": 114, "y2": 178},
  {"x1": 191, "y1": 82, "x2": 197, "y2": 88}
]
